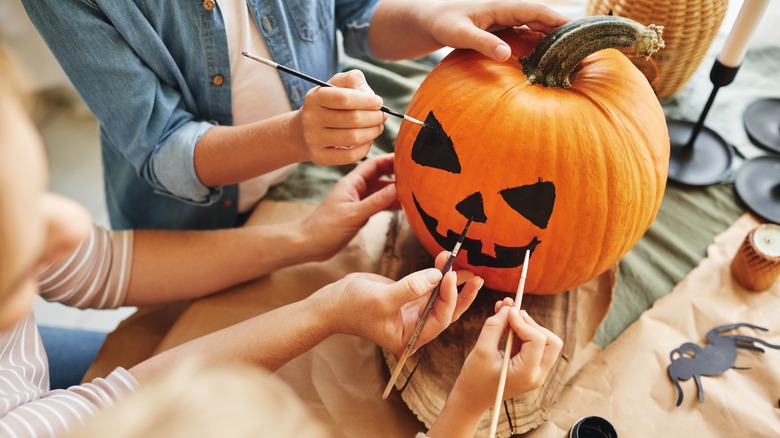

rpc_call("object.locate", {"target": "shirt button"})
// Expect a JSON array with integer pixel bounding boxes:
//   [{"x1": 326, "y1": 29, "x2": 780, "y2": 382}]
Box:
[
  {"x1": 262, "y1": 16, "x2": 273, "y2": 32},
  {"x1": 203, "y1": 0, "x2": 215, "y2": 10},
  {"x1": 293, "y1": 87, "x2": 301, "y2": 101},
  {"x1": 223, "y1": 198, "x2": 234, "y2": 208},
  {"x1": 212, "y1": 74, "x2": 224, "y2": 86}
]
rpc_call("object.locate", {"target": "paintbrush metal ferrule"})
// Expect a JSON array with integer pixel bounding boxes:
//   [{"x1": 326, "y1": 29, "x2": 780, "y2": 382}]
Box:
[
  {"x1": 453, "y1": 218, "x2": 472, "y2": 248},
  {"x1": 242, "y1": 51, "x2": 433, "y2": 130},
  {"x1": 382, "y1": 217, "x2": 473, "y2": 399},
  {"x1": 519, "y1": 250, "x2": 530, "y2": 281},
  {"x1": 434, "y1": 216, "x2": 473, "y2": 282}
]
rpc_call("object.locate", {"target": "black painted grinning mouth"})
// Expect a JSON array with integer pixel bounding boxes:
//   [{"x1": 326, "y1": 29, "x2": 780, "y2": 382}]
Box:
[{"x1": 412, "y1": 194, "x2": 540, "y2": 268}]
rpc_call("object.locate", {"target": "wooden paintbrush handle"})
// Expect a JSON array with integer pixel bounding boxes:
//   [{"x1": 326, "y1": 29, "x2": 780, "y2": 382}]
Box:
[
  {"x1": 488, "y1": 249, "x2": 530, "y2": 436},
  {"x1": 488, "y1": 333, "x2": 515, "y2": 436}
]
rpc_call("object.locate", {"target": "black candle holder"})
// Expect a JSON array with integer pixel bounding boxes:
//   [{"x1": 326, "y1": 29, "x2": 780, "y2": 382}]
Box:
[
  {"x1": 735, "y1": 96, "x2": 780, "y2": 224},
  {"x1": 666, "y1": 60, "x2": 740, "y2": 186},
  {"x1": 744, "y1": 97, "x2": 780, "y2": 154},
  {"x1": 734, "y1": 155, "x2": 780, "y2": 224}
]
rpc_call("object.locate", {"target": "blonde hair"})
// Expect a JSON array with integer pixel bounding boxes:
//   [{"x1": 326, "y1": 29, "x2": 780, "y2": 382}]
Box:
[{"x1": 65, "y1": 360, "x2": 331, "y2": 438}]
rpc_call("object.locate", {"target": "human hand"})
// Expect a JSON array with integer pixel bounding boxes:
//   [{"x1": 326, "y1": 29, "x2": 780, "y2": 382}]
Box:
[
  {"x1": 312, "y1": 250, "x2": 483, "y2": 355},
  {"x1": 420, "y1": 1, "x2": 570, "y2": 61},
  {"x1": 294, "y1": 153, "x2": 398, "y2": 262},
  {"x1": 296, "y1": 69, "x2": 388, "y2": 165},
  {"x1": 451, "y1": 298, "x2": 563, "y2": 414}
]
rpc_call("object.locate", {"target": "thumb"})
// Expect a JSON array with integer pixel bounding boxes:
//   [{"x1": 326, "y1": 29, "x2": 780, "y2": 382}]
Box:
[
  {"x1": 387, "y1": 268, "x2": 442, "y2": 308},
  {"x1": 475, "y1": 306, "x2": 511, "y2": 351}
]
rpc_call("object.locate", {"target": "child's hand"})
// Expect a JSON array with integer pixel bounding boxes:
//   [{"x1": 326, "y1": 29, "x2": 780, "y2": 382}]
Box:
[
  {"x1": 296, "y1": 69, "x2": 388, "y2": 166},
  {"x1": 310, "y1": 250, "x2": 483, "y2": 355},
  {"x1": 455, "y1": 300, "x2": 563, "y2": 413}
]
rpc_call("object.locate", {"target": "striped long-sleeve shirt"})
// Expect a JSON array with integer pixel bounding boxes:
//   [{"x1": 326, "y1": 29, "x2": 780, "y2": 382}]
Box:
[{"x1": 0, "y1": 225, "x2": 139, "y2": 437}]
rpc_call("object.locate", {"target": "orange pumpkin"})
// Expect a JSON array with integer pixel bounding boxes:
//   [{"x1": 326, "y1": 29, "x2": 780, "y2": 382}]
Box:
[{"x1": 394, "y1": 17, "x2": 669, "y2": 294}]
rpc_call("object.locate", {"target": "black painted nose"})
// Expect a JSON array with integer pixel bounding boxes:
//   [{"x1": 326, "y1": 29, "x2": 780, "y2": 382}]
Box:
[{"x1": 455, "y1": 191, "x2": 487, "y2": 223}]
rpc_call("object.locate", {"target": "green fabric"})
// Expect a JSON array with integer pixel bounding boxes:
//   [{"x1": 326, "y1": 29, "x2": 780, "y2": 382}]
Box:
[
  {"x1": 594, "y1": 183, "x2": 744, "y2": 347},
  {"x1": 266, "y1": 43, "x2": 779, "y2": 348}
]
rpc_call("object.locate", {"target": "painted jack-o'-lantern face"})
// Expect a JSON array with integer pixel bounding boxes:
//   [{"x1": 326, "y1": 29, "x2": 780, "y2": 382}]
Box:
[
  {"x1": 410, "y1": 111, "x2": 554, "y2": 270},
  {"x1": 394, "y1": 26, "x2": 669, "y2": 294}
]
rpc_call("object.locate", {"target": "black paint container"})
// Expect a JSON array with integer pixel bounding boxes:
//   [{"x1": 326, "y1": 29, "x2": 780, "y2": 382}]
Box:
[{"x1": 568, "y1": 416, "x2": 618, "y2": 438}]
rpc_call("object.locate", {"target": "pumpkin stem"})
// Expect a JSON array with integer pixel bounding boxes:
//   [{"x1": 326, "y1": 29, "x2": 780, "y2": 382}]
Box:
[{"x1": 520, "y1": 15, "x2": 665, "y2": 88}]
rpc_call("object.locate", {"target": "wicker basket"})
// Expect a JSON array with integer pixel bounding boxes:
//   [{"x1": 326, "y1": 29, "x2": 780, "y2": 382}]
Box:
[{"x1": 586, "y1": 0, "x2": 728, "y2": 99}]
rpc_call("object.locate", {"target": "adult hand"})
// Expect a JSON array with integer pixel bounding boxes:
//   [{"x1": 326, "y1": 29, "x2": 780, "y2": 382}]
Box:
[
  {"x1": 294, "y1": 153, "x2": 398, "y2": 262},
  {"x1": 296, "y1": 69, "x2": 388, "y2": 165},
  {"x1": 313, "y1": 250, "x2": 483, "y2": 355},
  {"x1": 421, "y1": 1, "x2": 570, "y2": 61},
  {"x1": 453, "y1": 298, "x2": 563, "y2": 412}
]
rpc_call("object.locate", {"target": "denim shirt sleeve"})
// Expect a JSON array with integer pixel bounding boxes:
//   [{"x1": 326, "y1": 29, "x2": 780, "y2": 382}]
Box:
[
  {"x1": 151, "y1": 120, "x2": 216, "y2": 203},
  {"x1": 335, "y1": 0, "x2": 382, "y2": 60},
  {"x1": 22, "y1": 0, "x2": 219, "y2": 205}
]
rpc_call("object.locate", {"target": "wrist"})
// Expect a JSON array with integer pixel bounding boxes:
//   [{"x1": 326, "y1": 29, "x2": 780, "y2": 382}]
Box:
[
  {"x1": 285, "y1": 218, "x2": 322, "y2": 263},
  {"x1": 288, "y1": 109, "x2": 311, "y2": 162},
  {"x1": 449, "y1": 379, "x2": 489, "y2": 419},
  {"x1": 427, "y1": 381, "x2": 485, "y2": 438},
  {"x1": 369, "y1": 0, "x2": 440, "y2": 60},
  {"x1": 305, "y1": 283, "x2": 341, "y2": 337},
  {"x1": 241, "y1": 222, "x2": 313, "y2": 274}
]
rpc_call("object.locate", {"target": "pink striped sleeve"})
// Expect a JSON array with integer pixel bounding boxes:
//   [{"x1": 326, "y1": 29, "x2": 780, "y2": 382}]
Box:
[
  {"x1": 0, "y1": 368, "x2": 138, "y2": 438},
  {"x1": 36, "y1": 224, "x2": 134, "y2": 310}
]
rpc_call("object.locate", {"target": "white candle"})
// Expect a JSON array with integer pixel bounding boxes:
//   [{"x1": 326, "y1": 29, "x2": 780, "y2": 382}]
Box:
[
  {"x1": 753, "y1": 224, "x2": 780, "y2": 257},
  {"x1": 718, "y1": 0, "x2": 770, "y2": 67}
]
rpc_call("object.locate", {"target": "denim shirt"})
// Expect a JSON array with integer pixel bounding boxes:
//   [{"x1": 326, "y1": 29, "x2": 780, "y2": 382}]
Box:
[{"x1": 22, "y1": 0, "x2": 381, "y2": 230}]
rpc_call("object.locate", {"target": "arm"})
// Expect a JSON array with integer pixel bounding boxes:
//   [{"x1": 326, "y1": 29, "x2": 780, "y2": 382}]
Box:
[
  {"x1": 126, "y1": 154, "x2": 398, "y2": 305},
  {"x1": 195, "y1": 70, "x2": 388, "y2": 186},
  {"x1": 427, "y1": 300, "x2": 563, "y2": 438},
  {"x1": 0, "y1": 371, "x2": 138, "y2": 437},
  {"x1": 22, "y1": 0, "x2": 386, "y2": 203},
  {"x1": 127, "y1": 293, "x2": 330, "y2": 381},
  {"x1": 0, "y1": 315, "x2": 138, "y2": 437},
  {"x1": 129, "y1": 251, "x2": 483, "y2": 382},
  {"x1": 368, "y1": 0, "x2": 570, "y2": 61},
  {"x1": 36, "y1": 155, "x2": 398, "y2": 308}
]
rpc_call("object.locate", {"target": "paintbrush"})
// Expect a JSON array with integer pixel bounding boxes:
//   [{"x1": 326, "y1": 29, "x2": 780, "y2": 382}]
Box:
[
  {"x1": 487, "y1": 249, "x2": 531, "y2": 437},
  {"x1": 241, "y1": 51, "x2": 433, "y2": 130},
  {"x1": 382, "y1": 216, "x2": 474, "y2": 400}
]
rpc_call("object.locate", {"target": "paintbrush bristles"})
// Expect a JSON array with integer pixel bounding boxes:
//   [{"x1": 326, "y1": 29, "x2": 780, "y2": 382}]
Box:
[
  {"x1": 519, "y1": 250, "x2": 530, "y2": 281},
  {"x1": 402, "y1": 114, "x2": 427, "y2": 128},
  {"x1": 514, "y1": 250, "x2": 531, "y2": 305},
  {"x1": 241, "y1": 51, "x2": 278, "y2": 68}
]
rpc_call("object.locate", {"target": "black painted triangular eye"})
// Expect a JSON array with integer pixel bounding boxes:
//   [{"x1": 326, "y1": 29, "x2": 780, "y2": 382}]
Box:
[
  {"x1": 455, "y1": 192, "x2": 488, "y2": 223},
  {"x1": 499, "y1": 180, "x2": 555, "y2": 229},
  {"x1": 411, "y1": 111, "x2": 461, "y2": 174}
]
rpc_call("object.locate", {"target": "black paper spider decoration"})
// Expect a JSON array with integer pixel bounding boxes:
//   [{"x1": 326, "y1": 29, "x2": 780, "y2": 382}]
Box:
[{"x1": 668, "y1": 323, "x2": 780, "y2": 407}]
